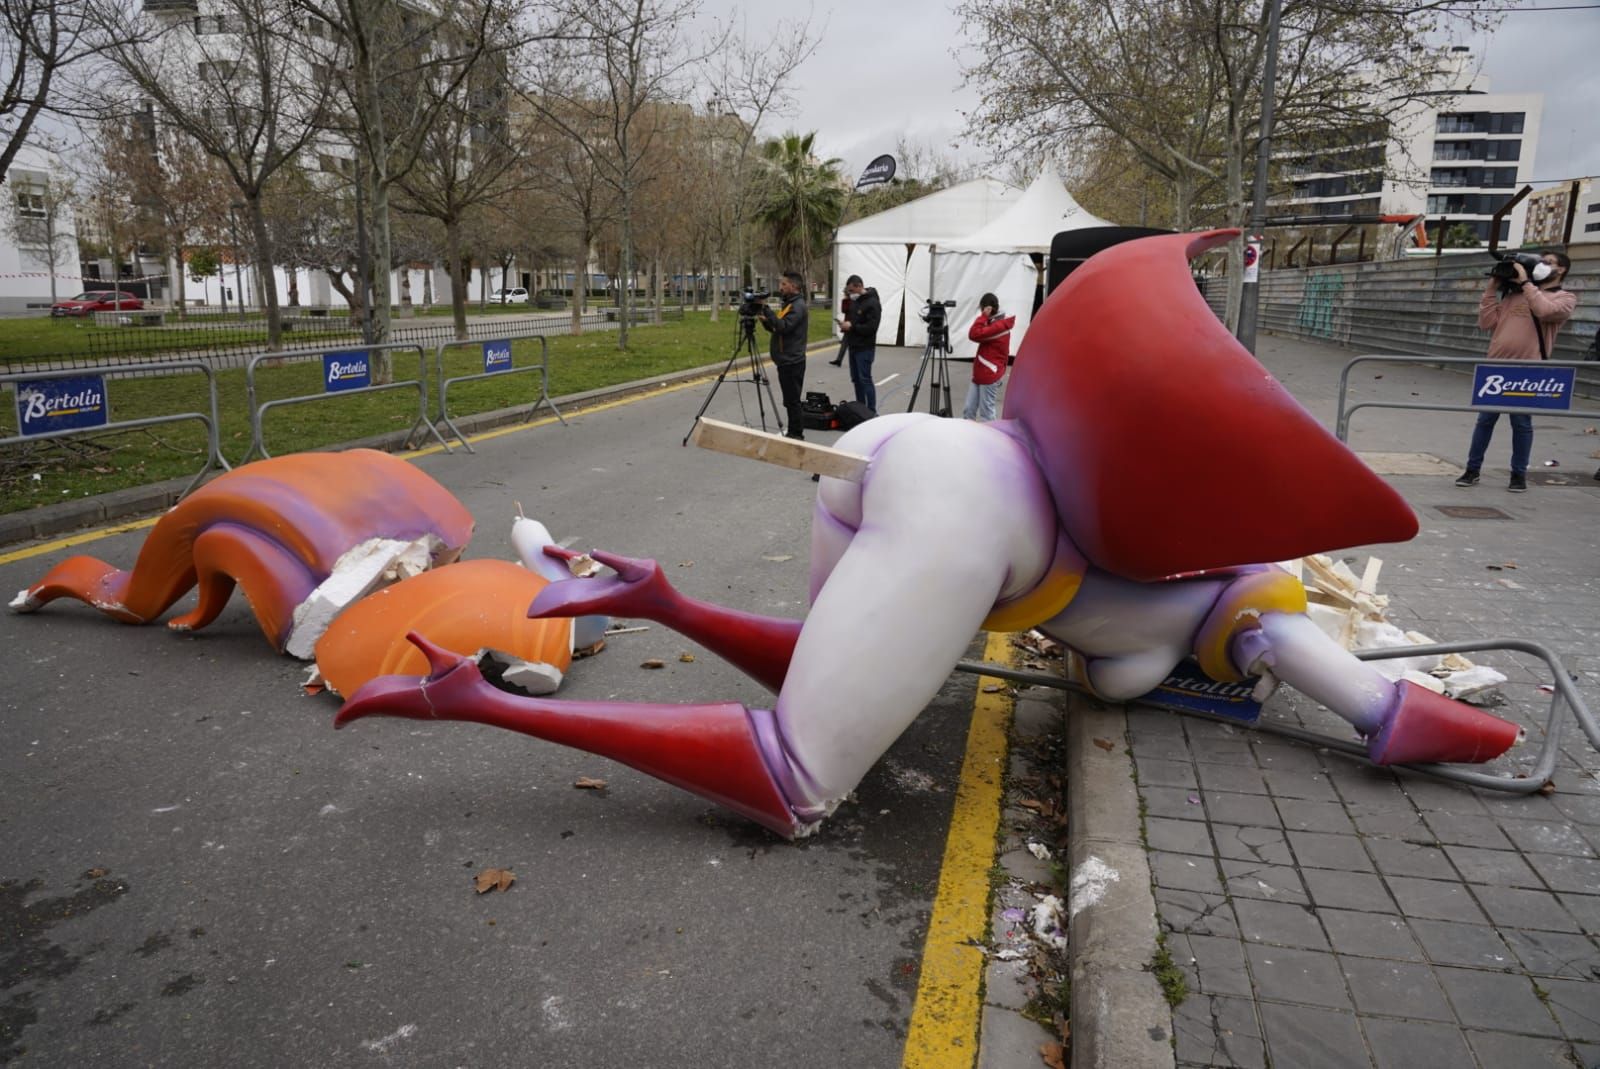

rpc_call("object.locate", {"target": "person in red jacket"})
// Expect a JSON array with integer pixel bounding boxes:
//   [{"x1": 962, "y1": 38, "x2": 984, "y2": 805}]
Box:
[
  {"x1": 964, "y1": 292, "x2": 1014, "y2": 422},
  {"x1": 1454, "y1": 251, "x2": 1575, "y2": 493}
]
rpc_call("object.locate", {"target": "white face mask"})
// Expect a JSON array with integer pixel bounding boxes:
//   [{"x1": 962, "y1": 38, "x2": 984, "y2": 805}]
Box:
[{"x1": 1531, "y1": 262, "x2": 1553, "y2": 282}]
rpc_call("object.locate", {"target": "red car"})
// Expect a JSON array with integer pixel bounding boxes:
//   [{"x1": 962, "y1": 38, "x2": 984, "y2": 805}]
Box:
[{"x1": 51, "y1": 291, "x2": 144, "y2": 317}]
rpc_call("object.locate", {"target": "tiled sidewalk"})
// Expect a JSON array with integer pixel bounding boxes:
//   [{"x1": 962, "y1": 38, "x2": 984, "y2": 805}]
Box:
[{"x1": 1127, "y1": 338, "x2": 1600, "y2": 1068}]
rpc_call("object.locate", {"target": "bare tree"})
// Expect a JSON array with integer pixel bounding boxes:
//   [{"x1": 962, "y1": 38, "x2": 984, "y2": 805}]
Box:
[{"x1": 103, "y1": 0, "x2": 339, "y2": 347}]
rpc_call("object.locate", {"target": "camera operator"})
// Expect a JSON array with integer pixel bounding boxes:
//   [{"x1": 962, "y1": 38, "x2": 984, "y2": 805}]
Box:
[
  {"x1": 840, "y1": 274, "x2": 882, "y2": 411},
  {"x1": 964, "y1": 292, "x2": 1015, "y2": 422},
  {"x1": 1454, "y1": 251, "x2": 1575, "y2": 493},
  {"x1": 758, "y1": 271, "x2": 810, "y2": 440}
]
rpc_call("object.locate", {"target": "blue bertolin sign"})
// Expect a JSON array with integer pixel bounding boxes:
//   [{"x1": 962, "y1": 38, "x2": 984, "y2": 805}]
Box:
[
  {"x1": 1144, "y1": 660, "x2": 1263, "y2": 724},
  {"x1": 483, "y1": 339, "x2": 512, "y2": 373},
  {"x1": 16, "y1": 375, "x2": 109, "y2": 436},
  {"x1": 323, "y1": 350, "x2": 371, "y2": 392},
  {"x1": 1471, "y1": 363, "x2": 1575, "y2": 411}
]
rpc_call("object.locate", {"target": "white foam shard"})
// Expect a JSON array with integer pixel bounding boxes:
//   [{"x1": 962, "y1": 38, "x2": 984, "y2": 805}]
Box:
[{"x1": 285, "y1": 535, "x2": 442, "y2": 660}]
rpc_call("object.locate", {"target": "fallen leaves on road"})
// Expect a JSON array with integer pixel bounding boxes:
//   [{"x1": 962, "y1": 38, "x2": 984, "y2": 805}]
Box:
[
  {"x1": 678, "y1": 652, "x2": 696, "y2": 663},
  {"x1": 640, "y1": 658, "x2": 666, "y2": 669},
  {"x1": 981, "y1": 682, "x2": 1005, "y2": 693},
  {"x1": 574, "y1": 777, "x2": 607, "y2": 791},
  {"x1": 83, "y1": 867, "x2": 109, "y2": 879},
  {"x1": 1040, "y1": 1042, "x2": 1066, "y2": 1069},
  {"x1": 1093, "y1": 737, "x2": 1115, "y2": 752},
  {"x1": 474, "y1": 868, "x2": 515, "y2": 894}
]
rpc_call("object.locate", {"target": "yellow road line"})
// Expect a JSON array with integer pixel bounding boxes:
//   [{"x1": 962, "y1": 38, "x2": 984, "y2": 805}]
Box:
[
  {"x1": 0, "y1": 515, "x2": 160, "y2": 566},
  {"x1": 903, "y1": 630, "x2": 1017, "y2": 1069}
]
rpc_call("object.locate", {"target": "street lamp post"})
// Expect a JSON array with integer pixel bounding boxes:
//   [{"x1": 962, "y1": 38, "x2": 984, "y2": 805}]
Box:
[
  {"x1": 1235, "y1": 0, "x2": 1282, "y2": 354},
  {"x1": 226, "y1": 202, "x2": 246, "y2": 323}
]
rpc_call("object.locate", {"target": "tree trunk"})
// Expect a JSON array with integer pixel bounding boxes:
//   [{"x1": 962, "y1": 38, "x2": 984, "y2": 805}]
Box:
[
  {"x1": 618, "y1": 195, "x2": 632, "y2": 350},
  {"x1": 369, "y1": 175, "x2": 394, "y2": 374},
  {"x1": 570, "y1": 241, "x2": 585, "y2": 336},
  {"x1": 445, "y1": 218, "x2": 468, "y2": 342},
  {"x1": 244, "y1": 194, "x2": 283, "y2": 350},
  {"x1": 170, "y1": 245, "x2": 187, "y2": 319},
  {"x1": 653, "y1": 257, "x2": 663, "y2": 324},
  {"x1": 709, "y1": 261, "x2": 719, "y2": 322}
]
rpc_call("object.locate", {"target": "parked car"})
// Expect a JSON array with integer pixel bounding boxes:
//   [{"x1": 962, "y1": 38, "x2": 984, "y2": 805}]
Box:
[
  {"x1": 51, "y1": 291, "x2": 145, "y2": 317},
  {"x1": 488, "y1": 287, "x2": 529, "y2": 304}
]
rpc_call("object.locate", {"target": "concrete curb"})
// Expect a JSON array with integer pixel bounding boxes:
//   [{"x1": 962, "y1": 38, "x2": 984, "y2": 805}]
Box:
[
  {"x1": 1065, "y1": 697, "x2": 1174, "y2": 1069},
  {"x1": 0, "y1": 339, "x2": 838, "y2": 549}
]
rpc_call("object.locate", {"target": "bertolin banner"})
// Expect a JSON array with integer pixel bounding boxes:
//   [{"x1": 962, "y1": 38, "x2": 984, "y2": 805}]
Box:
[
  {"x1": 483, "y1": 339, "x2": 512, "y2": 373},
  {"x1": 16, "y1": 375, "x2": 109, "y2": 436},
  {"x1": 323, "y1": 350, "x2": 372, "y2": 393},
  {"x1": 1471, "y1": 363, "x2": 1575, "y2": 411}
]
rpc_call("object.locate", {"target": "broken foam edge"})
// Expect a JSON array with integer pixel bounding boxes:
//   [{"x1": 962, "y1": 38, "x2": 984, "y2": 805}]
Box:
[
  {"x1": 8, "y1": 588, "x2": 40, "y2": 612},
  {"x1": 284, "y1": 535, "x2": 446, "y2": 660}
]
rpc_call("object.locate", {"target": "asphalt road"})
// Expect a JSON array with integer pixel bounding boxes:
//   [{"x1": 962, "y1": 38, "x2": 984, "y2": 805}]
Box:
[{"x1": 0, "y1": 348, "x2": 980, "y2": 1068}]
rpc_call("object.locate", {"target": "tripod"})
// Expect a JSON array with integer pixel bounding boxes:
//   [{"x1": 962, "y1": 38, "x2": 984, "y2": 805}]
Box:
[
  {"x1": 682, "y1": 313, "x2": 784, "y2": 445},
  {"x1": 905, "y1": 322, "x2": 954, "y2": 417}
]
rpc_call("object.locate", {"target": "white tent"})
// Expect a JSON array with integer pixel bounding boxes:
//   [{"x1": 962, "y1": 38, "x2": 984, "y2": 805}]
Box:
[
  {"x1": 832, "y1": 178, "x2": 1020, "y2": 347},
  {"x1": 910, "y1": 169, "x2": 1111, "y2": 358}
]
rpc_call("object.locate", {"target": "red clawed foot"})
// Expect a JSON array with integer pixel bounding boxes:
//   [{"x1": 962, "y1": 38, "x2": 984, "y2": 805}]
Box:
[
  {"x1": 333, "y1": 631, "x2": 477, "y2": 728},
  {"x1": 527, "y1": 548, "x2": 677, "y2": 620}
]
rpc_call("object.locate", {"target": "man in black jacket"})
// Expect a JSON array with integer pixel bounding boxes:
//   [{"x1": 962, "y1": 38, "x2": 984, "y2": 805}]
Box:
[
  {"x1": 759, "y1": 271, "x2": 810, "y2": 439},
  {"x1": 840, "y1": 274, "x2": 882, "y2": 411}
]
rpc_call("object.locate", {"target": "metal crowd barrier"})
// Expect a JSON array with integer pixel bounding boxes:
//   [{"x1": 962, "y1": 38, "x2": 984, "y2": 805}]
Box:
[
  {"x1": 1335, "y1": 354, "x2": 1600, "y2": 443},
  {"x1": 956, "y1": 637, "x2": 1593, "y2": 795},
  {"x1": 434, "y1": 335, "x2": 565, "y2": 454},
  {"x1": 2, "y1": 360, "x2": 230, "y2": 498},
  {"x1": 240, "y1": 342, "x2": 448, "y2": 463}
]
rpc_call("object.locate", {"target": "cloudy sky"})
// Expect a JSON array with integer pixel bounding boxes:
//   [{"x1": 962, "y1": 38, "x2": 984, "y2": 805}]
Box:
[{"x1": 692, "y1": 1, "x2": 1600, "y2": 189}]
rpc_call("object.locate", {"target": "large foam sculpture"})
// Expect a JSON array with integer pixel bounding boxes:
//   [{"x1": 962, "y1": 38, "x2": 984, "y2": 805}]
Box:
[
  {"x1": 10, "y1": 449, "x2": 474, "y2": 658},
  {"x1": 335, "y1": 230, "x2": 1521, "y2": 838}
]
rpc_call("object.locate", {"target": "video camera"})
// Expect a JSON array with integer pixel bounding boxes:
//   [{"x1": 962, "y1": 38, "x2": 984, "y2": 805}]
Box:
[
  {"x1": 737, "y1": 287, "x2": 771, "y2": 318},
  {"x1": 920, "y1": 298, "x2": 956, "y2": 329},
  {"x1": 1487, "y1": 250, "x2": 1554, "y2": 295}
]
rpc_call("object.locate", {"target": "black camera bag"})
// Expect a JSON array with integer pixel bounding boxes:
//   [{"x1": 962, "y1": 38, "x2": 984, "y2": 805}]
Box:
[{"x1": 801, "y1": 391, "x2": 836, "y2": 430}]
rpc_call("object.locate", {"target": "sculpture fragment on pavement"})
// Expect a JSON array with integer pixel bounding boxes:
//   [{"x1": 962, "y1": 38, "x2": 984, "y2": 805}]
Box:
[{"x1": 334, "y1": 231, "x2": 1521, "y2": 838}]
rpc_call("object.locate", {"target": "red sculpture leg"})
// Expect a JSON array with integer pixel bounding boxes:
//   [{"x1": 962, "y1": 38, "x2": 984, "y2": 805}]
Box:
[
  {"x1": 335, "y1": 633, "x2": 805, "y2": 837},
  {"x1": 532, "y1": 547, "x2": 801, "y2": 693},
  {"x1": 1367, "y1": 681, "x2": 1523, "y2": 766}
]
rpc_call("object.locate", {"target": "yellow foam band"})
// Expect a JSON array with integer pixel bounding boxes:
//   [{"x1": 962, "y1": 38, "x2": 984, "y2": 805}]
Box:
[
  {"x1": 981, "y1": 532, "x2": 1087, "y2": 633},
  {"x1": 1194, "y1": 569, "x2": 1308, "y2": 683}
]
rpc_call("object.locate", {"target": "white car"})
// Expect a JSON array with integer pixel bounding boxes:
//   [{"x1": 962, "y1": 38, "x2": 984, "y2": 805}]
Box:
[{"x1": 489, "y1": 287, "x2": 528, "y2": 304}]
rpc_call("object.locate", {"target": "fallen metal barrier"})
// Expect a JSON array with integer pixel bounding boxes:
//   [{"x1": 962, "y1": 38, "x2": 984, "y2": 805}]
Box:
[
  {"x1": 1335, "y1": 353, "x2": 1600, "y2": 443},
  {"x1": 240, "y1": 342, "x2": 448, "y2": 462},
  {"x1": 955, "y1": 637, "x2": 1592, "y2": 795},
  {"x1": 2, "y1": 360, "x2": 230, "y2": 498},
  {"x1": 434, "y1": 336, "x2": 565, "y2": 453}
]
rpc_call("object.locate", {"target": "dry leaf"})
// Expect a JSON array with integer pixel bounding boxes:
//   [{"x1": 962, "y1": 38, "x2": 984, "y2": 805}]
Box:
[
  {"x1": 474, "y1": 868, "x2": 515, "y2": 894},
  {"x1": 640, "y1": 658, "x2": 666, "y2": 669},
  {"x1": 83, "y1": 867, "x2": 109, "y2": 879},
  {"x1": 1093, "y1": 737, "x2": 1115, "y2": 752},
  {"x1": 1040, "y1": 1042, "x2": 1066, "y2": 1069},
  {"x1": 678, "y1": 652, "x2": 696, "y2": 663},
  {"x1": 981, "y1": 682, "x2": 1005, "y2": 693},
  {"x1": 572, "y1": 639, "x2": 606, "y2": 659},
  {"x1": 761, "y1": 553, "x2": 795, "y2": 562},
  {"x1": 574, "y1": 777, "x2": 608, "y2": 790},
  {"x1": 1019, "y1": 798, "x2": 1047, "y2": 813},
  {"x1": 677, "y1": 561, "x2": 694, "y2": 568}
]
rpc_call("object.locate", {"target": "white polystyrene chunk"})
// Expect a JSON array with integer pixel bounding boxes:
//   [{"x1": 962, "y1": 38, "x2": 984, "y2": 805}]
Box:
[{"x1": 284, "y1": 535, "x2": 442, "y2": 660}]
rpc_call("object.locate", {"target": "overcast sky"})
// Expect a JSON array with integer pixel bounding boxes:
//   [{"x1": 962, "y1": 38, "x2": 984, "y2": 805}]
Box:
[{"x1": 691, "y1": 1, "x2": 1600, "y2": 189}]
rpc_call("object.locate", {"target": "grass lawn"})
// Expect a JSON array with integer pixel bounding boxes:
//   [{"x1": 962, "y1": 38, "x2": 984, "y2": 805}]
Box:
[{"x1": 0, "y1": 309, "x2": 834, "y2": 515}]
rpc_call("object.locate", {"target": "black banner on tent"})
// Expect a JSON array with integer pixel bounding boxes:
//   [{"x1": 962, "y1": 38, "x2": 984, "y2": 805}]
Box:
[{"x1": 855, "y1": 154, "x2": 896, "y2": 190}]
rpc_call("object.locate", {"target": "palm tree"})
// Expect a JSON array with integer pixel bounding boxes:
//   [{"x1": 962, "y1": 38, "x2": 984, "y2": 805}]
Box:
[{"x1": 751, "y1": 131, "x2": 845, "y2": 281}]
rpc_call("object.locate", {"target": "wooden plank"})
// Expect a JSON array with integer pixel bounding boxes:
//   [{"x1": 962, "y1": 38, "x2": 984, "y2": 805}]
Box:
[
  {"x1": 1359, "y1": 556, "x2": 1384, "y2": 596},
  {"x1": 689, "y1": 417, "x2": 870, "y2": 482}
]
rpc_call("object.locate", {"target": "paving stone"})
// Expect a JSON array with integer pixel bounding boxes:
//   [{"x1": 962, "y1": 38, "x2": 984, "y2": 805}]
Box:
[
  {"x1": 1146, "y1": 815, "x2": 1214, "y2": 856},
  {"x1": 1257, "y1": 1003, "x2": 1370, "y2": 1069},
  {"x1": 1137, "y1": 756, "x2": 1200, "y2": 790},
  {"x1": 1477, "y1": 791, "x2": 1569, "y2": 822},
  {"x1": 1385, "y1": 876, "x2": 1488, "y2": 924},
  {"x1": 1432, "y1": 966, "x2": 1562, "y2": 1036},
  {"x1": 1328, "y1": 767, "x2": 1409, "y2": 808},
  {"x1": 1472, "y1": 885, "x2": 1584, "y2": 933},
  {"x1": 1526, "y1": 853, "x2": 1600, "y2": 895},
  {"x1": 1234, "y1": 899, "x2": 1328, "y2": 951},
  {"x1": 1189, "y1": 736, "x2": 1257, "y2": 767},
  {"x1": 1223, "y1": 860, "x2": 1311, "y2": 906},
  {"x1": 1442, "y1": 845, "x2": 1544, "y2": 887},
  {"x1": 1198, "y1": 762, "x2": 1270, "y2": 796},
  {"x1": 1340, "y1": 957, "x2": 1453, "y2": 1021},
  {"x1": 1244, "y1": 945, "x2": 1351, "y2": 1010},
  {"x1": 1319, "y1": 910, "x2": 1423, "y2": 961},
  {"x1": 1261, "y1": 768, "x2": 1339, "y2": 800},
  {"x1": 1287, "y1": 830, "x2": 1376, "y2": 873},
  {"x1": 1144, "y1": 785, "x2": 1208, "y2": 821},
  {"x1": 1424, "y1": 812, "x2": 1514, "y2": 849},
  {"x1": 1173, "y1": 993, "x2": 1266, "y2": 1069},
  {"x1": 1303, "y1": 869, "x2": 1398, "y2": 914},
  {"x1": 1188, "y1": 933, "x2": 1254, "y2": 999},
  {"x1": 1408, "y1": 918, "x2": 1516, "y2": 969},
  {"x1": 1205, "y1": 792, "x2": 1282, "y2": 828},
  {"x1": 1276, "y1": 798, "x2": 1356, "y2": 834},
  {"x1": 1464, "y1": 1030, "x2": 1592, "y2": 1069},
  {"x1": 1501, "y1": 929, "x2": 1600, "y2": 981},
  {"x1": 1557, "y1": 894, "x2": 1600, "y2": 937},
  {"x1": 1402, "y1": 778, "x2": 1488, "y2": 813},
  {"x1": 1212, "y1": 823, "x2": 1295, "y2": 867},
  {"x1": 1360, "y1": 1017, "x2": 1475, "y2": 1069},
  {"x1": 1152, "y1": 850, "x2": 1227, "y2": 895},
  {"x1": 1551, "y1": 792, "x2": 1600, "y2": 826},
  {"x1": 1498, "y1": 818, "x2": 1597, "y2": 858},
  {"x1": 1252, "y1": 744, "x2": 1327, "y2": 776},
  {"x1": 1542, "y1": 977, "x2": 1600, "y2": 1043},
  {"x1": 1349, "y1": 804, "x2": 1433, "y2": 841},
  {"x1": 1156, "y1": 889, "x2": 1240, "y2": 939},
  {"x1": 1365, "y1": 839, "x2": 1455, "y2": 881}
]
